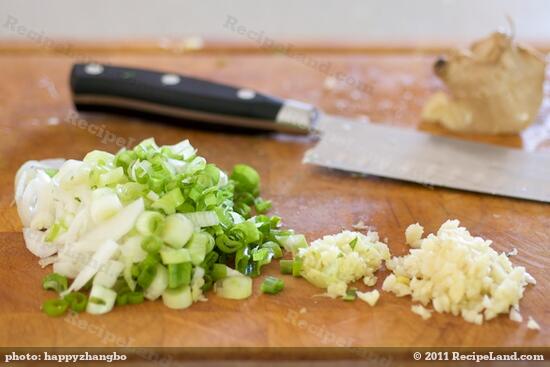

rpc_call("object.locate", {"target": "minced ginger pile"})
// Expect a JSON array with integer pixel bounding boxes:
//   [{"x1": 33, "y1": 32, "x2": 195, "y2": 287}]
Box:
[
  {"x1": 383, "y1": 220, "x2": 537, "y2": 325},
  {"x1": 298, "y1": 230, "x2": 390, "y2": 298}
]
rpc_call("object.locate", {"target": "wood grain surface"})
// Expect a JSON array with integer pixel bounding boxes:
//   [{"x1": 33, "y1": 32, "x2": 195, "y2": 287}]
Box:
[{"x1": 0, "y1": 43, "x2": 549, "y2": 349}]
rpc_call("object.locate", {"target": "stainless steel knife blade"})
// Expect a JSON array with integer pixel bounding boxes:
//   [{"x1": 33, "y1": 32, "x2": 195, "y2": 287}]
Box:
[
  {"x1": 304, "y1": 114, "x2": 550, "y2": 203},
  {"x1": 72, "y1": 63, "x2": 550, "y2": 202}
]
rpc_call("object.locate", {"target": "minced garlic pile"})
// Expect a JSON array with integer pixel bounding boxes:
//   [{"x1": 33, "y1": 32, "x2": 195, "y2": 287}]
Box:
[
  {"x1": 382, "y1": 220, "x2": 536, "y2": 325},
  {"x1": 298, "y1": 230, "x2": 390, "y2": 298}
]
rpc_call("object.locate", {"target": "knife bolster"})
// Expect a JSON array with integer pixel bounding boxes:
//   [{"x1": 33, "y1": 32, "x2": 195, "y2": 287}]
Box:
[{"x1": 275, "y1": 99, "x2": 318, "y2": 132}]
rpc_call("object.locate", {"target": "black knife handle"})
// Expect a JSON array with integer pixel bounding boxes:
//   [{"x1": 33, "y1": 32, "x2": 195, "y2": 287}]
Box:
[{"x1": 70, "y1": 63, "x2": 317, "y2": 134}]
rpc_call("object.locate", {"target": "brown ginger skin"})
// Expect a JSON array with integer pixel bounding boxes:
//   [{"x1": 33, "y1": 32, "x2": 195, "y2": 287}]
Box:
[{"x1": 422, "y1": 32, "x2": 546, "y2": 134}]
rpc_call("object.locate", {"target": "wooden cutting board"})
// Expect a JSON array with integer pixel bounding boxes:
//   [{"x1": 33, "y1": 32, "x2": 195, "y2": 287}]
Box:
[{"x1": 0, "y1": 42, "x2": 549, "y2": 351}]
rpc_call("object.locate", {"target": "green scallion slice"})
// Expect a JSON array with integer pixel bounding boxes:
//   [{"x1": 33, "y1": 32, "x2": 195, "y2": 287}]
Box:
[
  {"x1": 254, "y1": 198, "x2": 272, "y2": 213},
  {"x1": 160, "y1": 248, "x2": 191, "y2": 264},
  {"x1": 231, "y1": 164, "x2": 260, "y2": 193},
  {"x1": 116, "y1": 292, "x2": 129, "y2": 306},
  {"x1": 152, "y1": 188, "x2": 184, "y2": 215},
  {"x1": 42, "y1": 299, "x2": 69, "y2": 317},
  {"x1": 136, "y1": 211, "x2": 165, "y2": 236},
  {"x1": 63, "y1": 292, "x2": 88, "y2": 312},
  {"x1": 261, "y1": 276, "x2": 284, "y2": 294},
  {"x1": 211, "y1": 264, "x2": 228, "y2": 281},
  {"x1": 167, "y1": 262, "x2": 192, "y2": 289},
  {"x1": 42, "y1": 273, "x2": 68, "y2": 293},
  {"x1": 343, "y1": 288, "x2": 357, "y2": 302},
  {"x1": 280, "y1": 259, "x2": 293, "y2": 275},
  {"x1": 141, "y1": 235, "x2": 163, "y2": 253},
  {"x1": 261, "y1": 241, "x2": 283, "y2": 259},
  {"x1": 137, "y1": 262, "x2": 158, "y2": 289},
  {"x1": 292, "y1": 257, "x2": 303, "y2": 277},
  {"x1": 127, "y1": 291, "x2": 145, "y2": 305}
]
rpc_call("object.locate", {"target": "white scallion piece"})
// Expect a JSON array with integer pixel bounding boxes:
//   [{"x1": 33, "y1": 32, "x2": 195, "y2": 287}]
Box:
[
  {"x1": 71, "y1": 198, "x2": 144, "y2": 252},
  {"x1": 214, "y1": 276, "x2": 253, "y2": 300},
  {"x1": 162, "y1": 285, "x2": 193, "y2": 309},
  {"x1": 23, "y1": 228, "x2": 58, "y2": 258},
  {"x1": 144, "y1": 264, "x2": 169, "y2": 301},
  {"x1": 90, "y1": 188, "x2": 123, "y2": 223},
  {"x1": 65, "y1": 239, "x2": 119, "y2": 294},
  {"x1": 184, "y1": 211, "x2": 219, "y2": 228},
  {"x1": 162, "y1": 214, "x2": 194, "y2": 248},
  {"x1": 93, "y1": 260, "x2": 124, "y2": 288},
  {"x1": 86, "y1": 285, "x2": 117, "y2": 315}
]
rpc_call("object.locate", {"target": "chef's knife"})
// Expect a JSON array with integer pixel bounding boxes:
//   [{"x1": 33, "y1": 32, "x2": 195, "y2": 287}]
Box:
[{"x1": 70, "y1": 63, "x2": 550, "y2": 203}]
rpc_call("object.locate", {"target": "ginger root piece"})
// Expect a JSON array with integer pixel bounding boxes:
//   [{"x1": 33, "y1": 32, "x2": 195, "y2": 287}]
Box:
[{"x1": 422, "y1": 32, "x2": 546, "y2": 134}]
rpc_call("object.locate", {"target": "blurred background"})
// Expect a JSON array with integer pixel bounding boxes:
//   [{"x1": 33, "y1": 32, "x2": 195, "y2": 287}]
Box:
[{"x1": 1, "y1": 0, "x2": 550, "y2": 44}]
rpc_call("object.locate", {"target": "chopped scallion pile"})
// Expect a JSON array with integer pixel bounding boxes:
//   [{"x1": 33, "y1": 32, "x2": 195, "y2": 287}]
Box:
[{"x1": 18, "y1": 138, "x2": 304, "y2": 316}]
